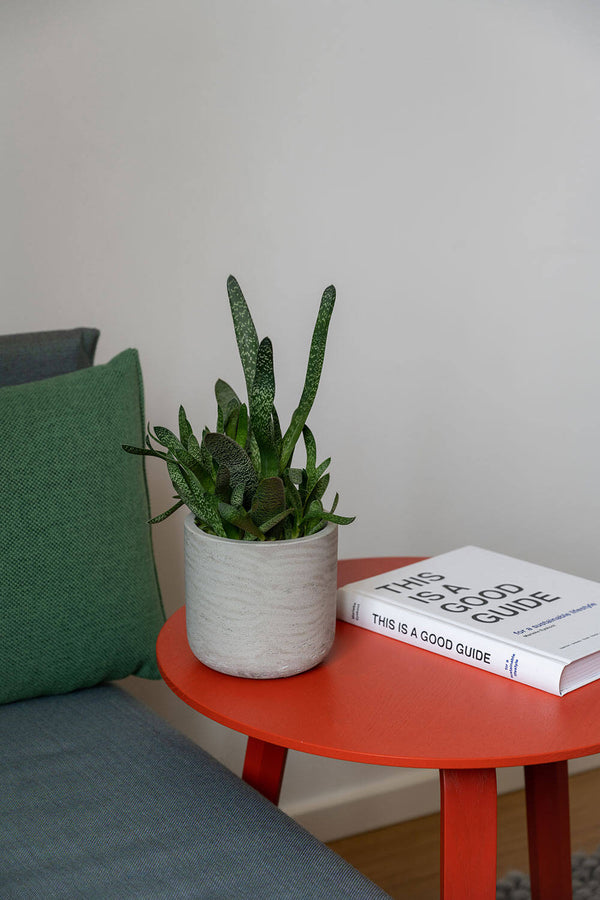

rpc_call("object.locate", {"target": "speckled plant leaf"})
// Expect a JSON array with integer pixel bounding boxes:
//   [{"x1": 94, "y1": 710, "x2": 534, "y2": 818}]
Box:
[
  {"x1": 303, "y1": 425, "x2": 317, "y2": 480},
  {"x1": 305, "y1": 499, "x2": 324, "y2": 521},
  {"x1": 199, "y1": 428, "x2": 215, "y2": 472},
  {"x1": 283, "y1": 472, "x2": 303, "y2": 520},
  {"x1": 167, "y1": 461, "x2": 226, "y2": 536},
  {"x1": 153, "y1": 426, "x2": 197, "y2": 469},
  {"x1": 249, "y1": 337, "x2": 278, "y2": 477},
  {"x1": 187, "y1": 433, "x2": 203, "y2": 464},
  {"x1": 247, "y1": 430, "x2": 262, "y2": 474},
  {"x1": 320, "y1": 511, "x2": 356, "y2": 525},
  {"x1": 218, "y1": 501, "x2": 265, "y2": 540},
  {"x1": 225, "y1": 405, "x2": 239, "y2": 440},
  {"x1": 178, "y1": 405, "x2": 193, "y2": 447},
  {"x1": 321, "y1": 491, "x2": 355, "y2": 525},
  {"x1": 148, "y1": 499, "x2": 185, "y2": 525},
  {"x1": 149, "y1": 425, "x2": 214, "y2": 492},
  {"x1": 306, "y1": 473, "x2": 330, "y2": 510},
  {"x1": 272, "y1": 406, "x2": 282, "y2": 457},
  {"x1": 227, "y1": 275, "x2": 259, "y2": 398},
  {"x1": 250, "y1": 476, "x2": 286, "y2": 526},
  {"x1": 301, "y1": 426, "x2": 330, "y2": 493},
  {"x1": 259, "y1": 507, "x2": 295, "y2": 536},
  {"x1": 215, "y1": 379, "x2": 241, "y2": 424},
  {"x1": 280, "y1": 285, "x2": 336, "y2": 469},
  {"x1": 305, "y1": 519, "x2": 327, "y2": 536},
  {"x1": 282, "y1": 472, "x2": 303, "y2": 536},
  {"x1": 235, "y1": 403, "x2": 249, "y2": 449},
  {"x1": 203, "y1": 431, "x2": 259, "y2": 503},
  {"x1": 230, "y1": 482, "x2": 245, "y2": 507},
  {"x1": 122, "y1": 443, "x2": 169, "y2": 461},
  {"x1": 214, "y1": 465, "x2": 230, "y2": 501},
  {"x1": 315, "y1": 457, "x2": 331, "y2": 480}
]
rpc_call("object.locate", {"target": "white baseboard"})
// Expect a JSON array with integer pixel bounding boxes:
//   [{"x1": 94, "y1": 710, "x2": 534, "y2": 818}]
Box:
[{"x1": 283, "y1": 753, "x2": 600, "y2": 843}]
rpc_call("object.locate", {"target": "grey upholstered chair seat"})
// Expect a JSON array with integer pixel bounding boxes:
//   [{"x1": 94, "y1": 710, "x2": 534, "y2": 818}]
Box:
[{"x1": 0, "y1": 685, "x2": 391, "y2": 899}]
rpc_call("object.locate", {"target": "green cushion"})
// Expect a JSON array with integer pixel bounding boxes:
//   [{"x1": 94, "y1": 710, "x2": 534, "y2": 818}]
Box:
[
  {"x1": 0, "y1": 348, "x2": 165, "y2": 704},
  {"x1": 0, "y1": 327, "x2": 100, "y2": 386}
]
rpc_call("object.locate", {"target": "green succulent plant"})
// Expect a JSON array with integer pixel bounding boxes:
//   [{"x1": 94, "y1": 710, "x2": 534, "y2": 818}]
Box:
[{"x1": 123, "y1": 276, "x2": 355, "y2": 540}]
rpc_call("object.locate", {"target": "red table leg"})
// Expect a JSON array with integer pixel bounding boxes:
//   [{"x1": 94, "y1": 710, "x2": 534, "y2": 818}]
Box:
[
  {"x1": 440, "y1": 768, "x2": 497, "y2": 900},
  {"x1": 525, "y1": 760, "x2": 572, "y2": 900},
  {"x1": 242, "y1": 736, "x2": 288, "y2": 805}
]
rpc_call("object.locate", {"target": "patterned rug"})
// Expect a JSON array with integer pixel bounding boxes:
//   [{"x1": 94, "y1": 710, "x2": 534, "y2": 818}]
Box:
[{"x1": 497, "y1": 848, "x2": 600, "y2": 900}]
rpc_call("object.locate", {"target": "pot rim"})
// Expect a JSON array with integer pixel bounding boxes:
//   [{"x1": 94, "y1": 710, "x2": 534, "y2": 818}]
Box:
[{"x1": 183, "y1": 512, "x2": 337, "y2": 547}]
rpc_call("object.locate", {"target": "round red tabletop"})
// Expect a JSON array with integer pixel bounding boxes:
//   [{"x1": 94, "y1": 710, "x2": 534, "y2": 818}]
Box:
[{"x1": 156, "y1": 557, "x2": 600, "y2": 769}]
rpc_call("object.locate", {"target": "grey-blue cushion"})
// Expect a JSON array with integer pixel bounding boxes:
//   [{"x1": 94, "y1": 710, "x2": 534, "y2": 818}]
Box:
[
  {"x1": 0, "y1": 327, "x2": 99, "y2": 386},
  {"x1": 0, "y1": 685, "x2": 391, "y2": 899}
]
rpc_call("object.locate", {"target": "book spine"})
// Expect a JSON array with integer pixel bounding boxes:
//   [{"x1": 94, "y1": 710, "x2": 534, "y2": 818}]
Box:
[{"x1": 337, "y1": 588, "x2": 564, "y2": 695}]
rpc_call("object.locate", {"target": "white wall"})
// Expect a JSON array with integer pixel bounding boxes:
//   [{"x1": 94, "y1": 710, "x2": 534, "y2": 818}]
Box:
[{"x1": 3, "y1": 0, "x2": 600, "y2": 840}]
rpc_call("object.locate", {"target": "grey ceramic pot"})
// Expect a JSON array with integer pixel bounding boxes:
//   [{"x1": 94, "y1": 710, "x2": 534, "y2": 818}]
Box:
[{"x1": 184, "y1": 514, "x2": 338, "y2": 678}]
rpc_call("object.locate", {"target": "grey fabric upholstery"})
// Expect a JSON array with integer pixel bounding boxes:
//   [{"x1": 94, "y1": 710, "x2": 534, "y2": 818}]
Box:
[
  {"x1": 0, "y1": 685, "x2": 391, "y2": 899},
  {"x1": 0, "y1": 327, "x2": 99, "y2": 386}
]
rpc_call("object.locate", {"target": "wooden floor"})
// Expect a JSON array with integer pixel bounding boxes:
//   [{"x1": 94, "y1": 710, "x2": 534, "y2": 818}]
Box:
[{"x1": 327, "y1": 767, "x2": 600, "y2": 900}]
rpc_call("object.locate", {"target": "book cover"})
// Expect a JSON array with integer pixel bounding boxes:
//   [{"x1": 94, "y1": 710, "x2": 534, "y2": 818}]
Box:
[{"x1": 336, "y1": 546, "x2": 600, "y2": 695}]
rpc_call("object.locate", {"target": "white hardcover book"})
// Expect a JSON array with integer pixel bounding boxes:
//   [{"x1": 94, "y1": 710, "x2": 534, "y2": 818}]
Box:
[{"x1": 336, "y1": 546, "x2": 600, "y2": 695}]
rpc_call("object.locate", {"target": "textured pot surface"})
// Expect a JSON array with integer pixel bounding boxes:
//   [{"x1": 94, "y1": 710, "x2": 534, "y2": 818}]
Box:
[{"x1": 184, "y1": 515, "x2": 338, "y2": 678}]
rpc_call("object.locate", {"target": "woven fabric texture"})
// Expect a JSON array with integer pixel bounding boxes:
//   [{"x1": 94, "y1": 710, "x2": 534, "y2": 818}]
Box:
[
  {"x1": 0, "y1": 348, "x2": 165, "y2": 704},
  {"x1": 0, "y1": 685, "x2": 391, "y2": 899},
  {"x1": 0, "y1": 327, "x2": 99, "y2": 386}
]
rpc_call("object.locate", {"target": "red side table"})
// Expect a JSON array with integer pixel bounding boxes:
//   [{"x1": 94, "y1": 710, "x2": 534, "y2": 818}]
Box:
[{"x1": 157, "y1": 557, "x2": 600, "y2": 900}]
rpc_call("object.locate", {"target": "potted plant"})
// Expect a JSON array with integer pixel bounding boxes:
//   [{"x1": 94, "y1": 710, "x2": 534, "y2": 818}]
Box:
[{"x1": 124, "y1": 276, "x2": 354, "y2": 678}]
